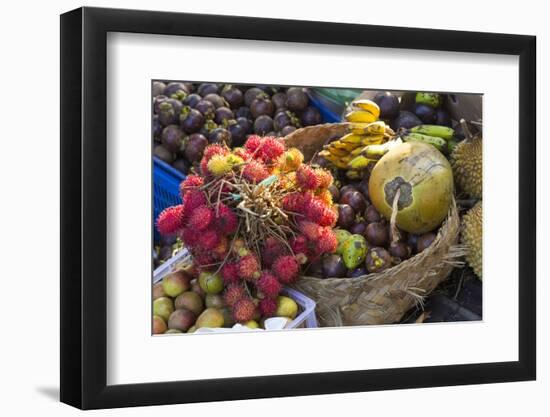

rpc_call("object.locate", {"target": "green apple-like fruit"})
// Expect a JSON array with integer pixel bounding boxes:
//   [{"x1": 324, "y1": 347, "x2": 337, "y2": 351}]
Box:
[
  {"x1": 175, "y1": 291, "x2": 204, "y2": 316},
  {"x1": 153, "y1": 297, "x2": 174, "y2": 321},
  {"x1": 198, "y1": 271, "x2": 223, "y2": 294},
  {"x1": 153, "y1": 315, "x2": 167, "y2": 334},
  {"x1": 195, "y1": 308, "x2": 224, "y2": 329},
  {"x1": 162, "y1": 270, "x2": 191, "y2": 297},
  {"x1": 167, "y1": 308, "x2": 196, "y2": 332}
]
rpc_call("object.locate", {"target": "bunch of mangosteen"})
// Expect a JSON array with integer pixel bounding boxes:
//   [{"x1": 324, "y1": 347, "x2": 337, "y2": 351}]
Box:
[
  {"x1": 305, "y1": 175, "x2": 437, "y2": 279},
  {"x1": 153, "y1": 81, "x2": 323, "y2": 175}
]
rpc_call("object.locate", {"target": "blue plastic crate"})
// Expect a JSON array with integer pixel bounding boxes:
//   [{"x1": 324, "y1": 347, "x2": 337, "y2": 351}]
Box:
[
  {"x1": 308, "y1": 91, "x2": 342, "y2": 123},
  {"x1": 153, "y1": 157, "x2": 186, "y2": 242}
]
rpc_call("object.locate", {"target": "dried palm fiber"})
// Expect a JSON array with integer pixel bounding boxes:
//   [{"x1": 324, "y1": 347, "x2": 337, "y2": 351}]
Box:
[{"x1": 285, "y1": 123, "x2": 464, "y2": 326}]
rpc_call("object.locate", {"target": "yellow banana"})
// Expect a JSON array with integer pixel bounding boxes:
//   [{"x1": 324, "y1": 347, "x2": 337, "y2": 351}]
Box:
[
  {"x1": 361, "y1": 135, "x2": 385, "y2": 145},
  {"x1": 402, "y1": 133, "x2": 446, "y2": 151},
  {"x1": 410, "y1": 125, "x2": 454, "y2": 141},
  {"x1": 319, "y1": 151, "x2": 351, "y2": 169},
  {"x1": 339, "y1": 133, "x2": 364, "y2": 144},
  {"x1": 349, "y1": 120, "x2": 386, "y2": 135},
  {"x1": 350, "y1": 145, "x2": 368, "y2": 156},
  {"x1": 345, "y1": 110, "x2": 377, "y2": 124},
  {"x1": 324, "y1": 146, "x2": 348, "y2": 157},
  {"x1": 327, "y1": 142, "x2": 359, "y2": 153},
  {"x1": 351, "y1": 99, "x2": 381, "y2": 119},
  {"x1": 348, "y1": 155, "x2": 377, "y2": 170}
]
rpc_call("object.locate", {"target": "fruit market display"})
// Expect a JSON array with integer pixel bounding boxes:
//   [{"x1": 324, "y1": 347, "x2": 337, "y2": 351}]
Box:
[
  {"x1": 154, "y1": 134, "x2": 339, "y2": 331},
  {"x1": 153, "y1": 82, "x2": 322, "y2": 175},
  {"x1": 153, "y1": 84, "x2": 483, "y2": 330}
]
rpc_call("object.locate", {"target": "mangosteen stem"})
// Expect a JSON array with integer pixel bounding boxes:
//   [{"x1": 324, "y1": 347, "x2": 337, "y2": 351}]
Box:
[
  {"x1": 389, "y1": 188, "x2": 402, "y2": 245},
  {"x1": 460, "y1": 118, "x2": 473, "y2": 142}
]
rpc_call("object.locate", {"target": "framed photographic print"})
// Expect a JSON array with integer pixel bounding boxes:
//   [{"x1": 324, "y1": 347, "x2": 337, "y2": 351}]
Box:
[{"x1": 60, "y1": 6, "x2": 536, "y2": 410}]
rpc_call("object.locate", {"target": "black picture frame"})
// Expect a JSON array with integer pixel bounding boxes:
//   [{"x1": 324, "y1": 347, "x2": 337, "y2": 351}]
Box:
[{"x1": 60, "y1": 6, "x2": 536, "y2": 410}]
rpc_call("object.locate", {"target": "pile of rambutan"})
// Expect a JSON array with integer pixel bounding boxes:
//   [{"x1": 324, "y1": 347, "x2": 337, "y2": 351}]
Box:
[{"x1": 156, "y1": 135, "x2": 338, "y2": 324}]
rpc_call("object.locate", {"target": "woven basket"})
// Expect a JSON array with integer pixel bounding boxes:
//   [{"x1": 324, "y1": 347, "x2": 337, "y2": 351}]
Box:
[{"x1": 284, "y1": 123, "x2": 464, "y2": 326}]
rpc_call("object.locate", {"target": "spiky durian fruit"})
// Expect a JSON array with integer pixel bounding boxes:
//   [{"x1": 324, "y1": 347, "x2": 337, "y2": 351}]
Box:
[
  {"x1": 461, "y1": 201, "x2": 482, "y2": 279},
  {"x1": 451, "y1": 120, "x2": 482, "y2": 198}
]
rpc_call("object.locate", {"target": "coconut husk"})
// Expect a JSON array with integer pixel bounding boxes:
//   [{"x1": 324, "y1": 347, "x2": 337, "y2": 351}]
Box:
[{"x1": 284, "y1": 123, "x2": 464, "y2": 326}]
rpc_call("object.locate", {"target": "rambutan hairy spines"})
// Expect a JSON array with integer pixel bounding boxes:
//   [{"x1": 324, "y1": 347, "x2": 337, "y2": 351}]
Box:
[
  {"x1": 180, "y1": 226, "x2": 199, "y2": 247},
  {"x1": 193, "y1": 251, "x2": 216, "y2": 268},
  {"x1": 314, "y1": 168, "x2": 333, "y2": 189},
  {"x1": 261, "y1": 237, "x2": 287, "y2": 268},
  {"x1": 183, "y1": 190, "x2": 207, "y2": 213},
  {"x1": 298, "y1": 220, "x2": 323, "y2": 241},
  {"x1": 238, "y1": 254, "x2": 261, "y2": 281},
  {"x1": 156, "y1": 205, "x2": 184, "y2": 235},
  {"x1": 202, "y1": 144, "x2": 229, "y2": 161},
  {"x1": 215, "y1": 203, "x2": 238, "y2": 235},
  {"x1": 232, "y1": 147, "x2": 253, "y2": 161},
  {"x1": 282, "y1": 192, "x2": 305, "y2": 214},
  {"x1": 258, "y1": 297, "x2": 277, "y2": 317},
  {"x1": 221, "y1": 262, "x2": 240, "y2": 285},
  {"x1": 223, "y1": 284, "x2": 247, "y2": 307},
  {"x1": 197, "y1": 227, "x2": 221, "y2": 250},
  {"x1": 207, "y1": 155, "x2": 233, "y2": 177},
  {"x1": 272, "y1": 255, "x2": 300, "y2": 284},
  {"x1": 258, "y1": 137, "x2": 285, "y2": 163},
  {"x1": 296, "y1": 165, "x2": 320, "y2": 190},
  {"x1": 305, "y1": 197, "x2": 337, "y2": 226},
  {"x1": 257, "y1": 271, "x2": 282, "y2": 298},
  {"x1": 290, "y1": 235, "x2": 308, "y2": 256},
  {"x1": 188, "y1": 206, "x2": 214, "y2": 230},
  {"x1": 242, "y1": 160, "x2": 269, "y2": 183},
  {"x1": 317, "y1": 228, "x2": 338, "y2": 254},
  {"x1": 232, "y1": 298, "x2": 257, "y2": 322},
  {"x1": 244, "y1": 135, "x2": 263, "y2": 154},
  {"x1": 179, "y1": 175, "x2": 203, "y2": 198}
]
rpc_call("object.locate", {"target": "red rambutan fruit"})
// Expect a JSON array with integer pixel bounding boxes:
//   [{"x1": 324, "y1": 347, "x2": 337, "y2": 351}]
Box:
[
  {"x1": 296, "y1": 165, "x2": 320, "y2": 190},
  {"x1": 197, "y1": 228, "x2": 221, "y2": 250},
  {"x1": 215, "y1": 203, "x2": 239, "y2": 235},
  {"x1": 221, "y1": 262, "x2": 240, "y2": 285},
  {"x1": 180, "y1": 226, "x2": 199, "y2": 247},
  {"x1": 183, "y1": 190, "x2": 207, "y2": 213},
  {"x1": 238, "y1": 254, "x2": 261, "y2": 281},
  {"x1": 179, "y1": 175, "x2": 203, "y2": 198},
  {"x1": 257, "y1": 137, "x2": 285, "y2": 163},
  {"x1": 298, "y1": 220, "x2": 323, "y2": 241},
  {"x1": 232, "y1": 298, "x2": 257, "y2": 322},
  {"x1": 256, "y1": 271, "x2": 282, "y2": 298},
  {"x1": 244, "y1": 135, "x2": 263, "y2": 154},
  {"x1": 193, "y1": 251, "x2": 216, "y2": 268},
  {"x1": 272, "y1": 255, "x2": 300, "y2": 284},
  {"x1": 242, "y1": 160, "x2": 270, "y2": 183},
  {"x1": 258, "y1": 297, "x2": 278, "y2": 317},
  {"x1": 188, "y1": 206, "x2": 213, "y2": 231},
  {"x1": 290, "y1": 235, "x2": 308, "y2": 256},
  {"x1": 315, "y1": 168, "x2": 333, "y2": 189},
  {"x1": 282, "y1": 192, "x2": 305, "y2": 214},
  {"x1": 223, "y1": 284, "x2": 247, "y2": 307},
  {"x1": 233, "y1": 147, "x2": 253, "y2": 161},
  {"x1": 203, "y1": 144, "x2": 229, "y2": 161},
  {"x1": 306, "y1": 198, "x2": 337, "y2": 227},
  {"x1": 261, "y1": 237, "x2": 287, "y2": 267},
  {"x1": 156, "y1": 205, "x2": 184, "y2": 235},
  {"x1": 317, "y1": 228, "x2": 338, "y2": 254}
]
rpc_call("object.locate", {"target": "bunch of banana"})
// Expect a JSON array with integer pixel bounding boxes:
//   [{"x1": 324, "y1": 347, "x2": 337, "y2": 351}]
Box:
[
  {"x1": 318, "y1": 119, "x2": 394, "y2": 175},
  {"x1": 344, "y1": 99, "x2": 381, "y2": 124},
  {"x1": 400, "y1": 125, "x2": 455, "y2": 153}
]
